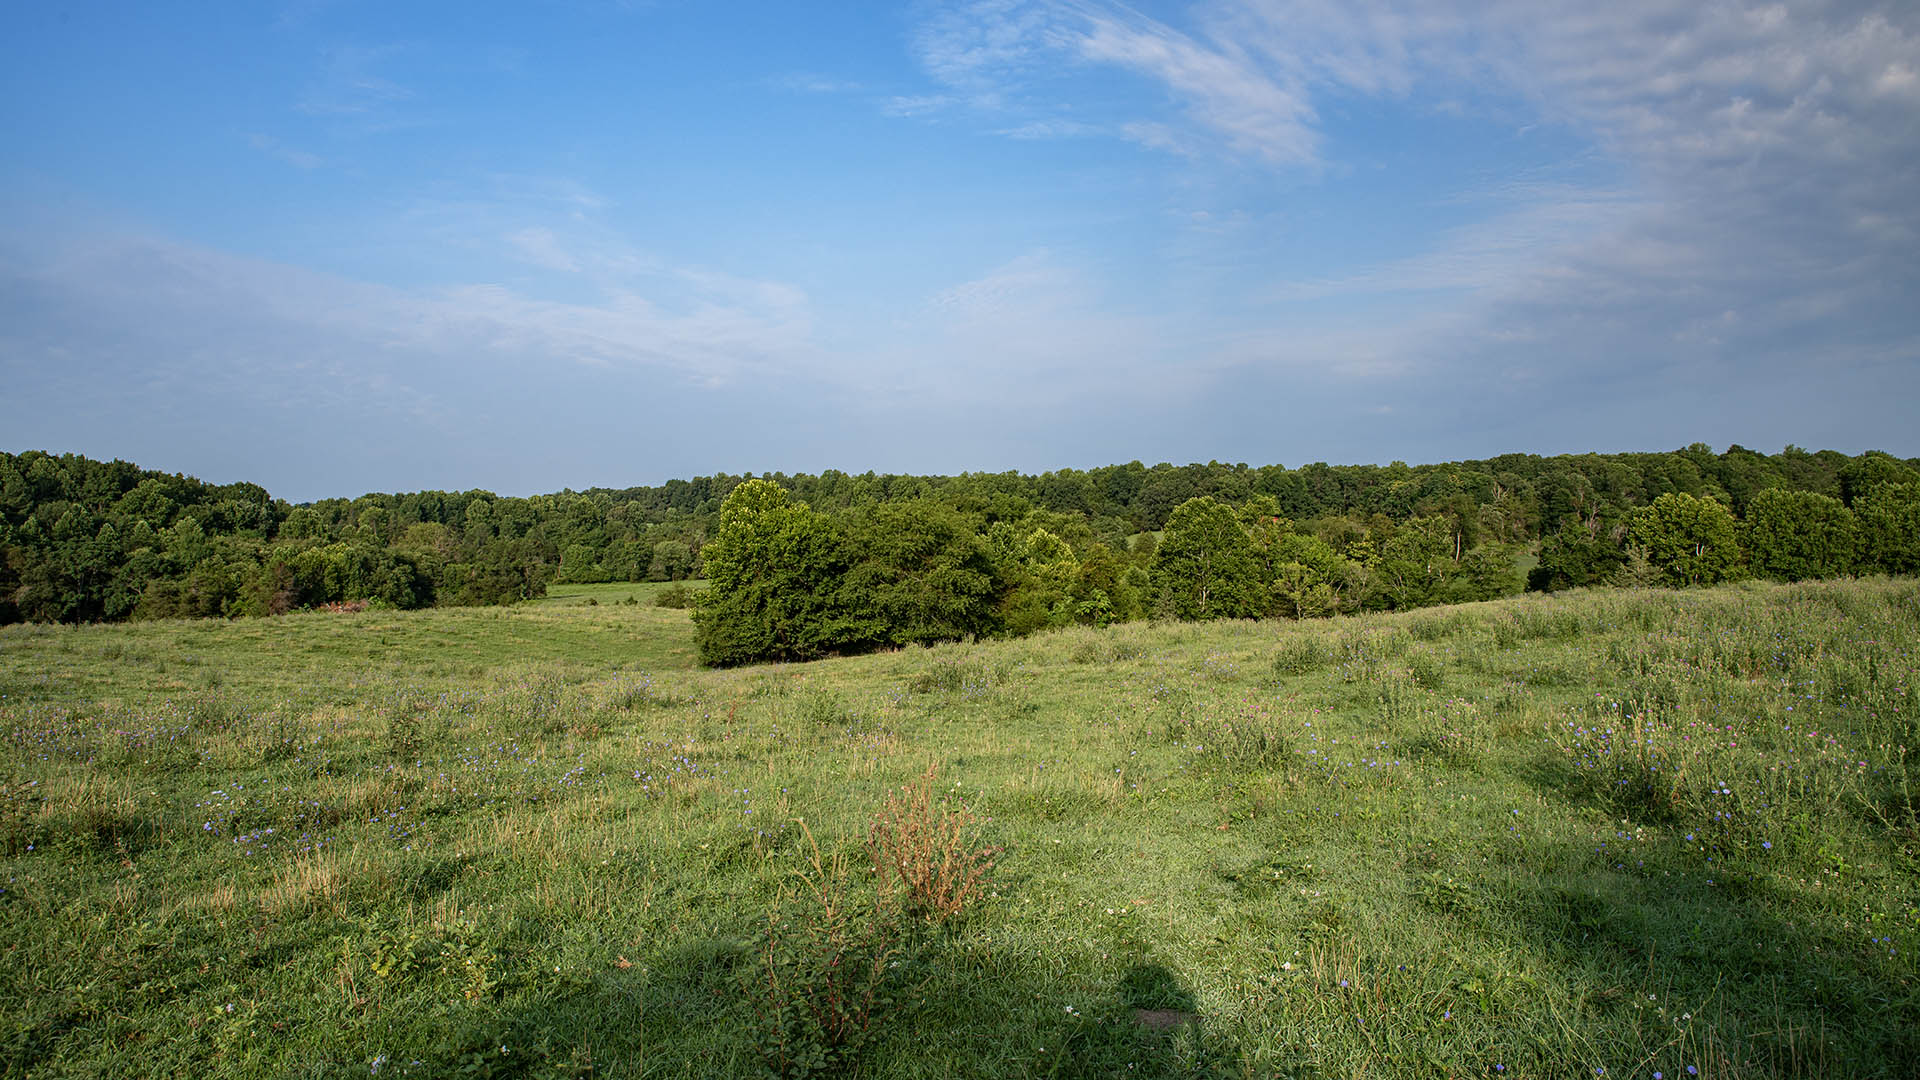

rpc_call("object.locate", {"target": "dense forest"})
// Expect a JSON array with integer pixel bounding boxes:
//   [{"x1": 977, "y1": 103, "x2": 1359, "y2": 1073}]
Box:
[{"x1": 3, "y1": 446, "x2": 1917, "y2": 662}]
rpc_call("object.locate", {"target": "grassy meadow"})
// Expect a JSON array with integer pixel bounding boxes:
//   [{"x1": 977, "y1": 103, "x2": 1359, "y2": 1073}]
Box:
[{"x1": 2, "y1": 579, "x2": 1916, "y2": 1078}]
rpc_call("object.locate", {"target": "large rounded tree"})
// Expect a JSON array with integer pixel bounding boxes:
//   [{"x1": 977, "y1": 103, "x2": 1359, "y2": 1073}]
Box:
[
  {"x1": 1742, "y1": 488, "x2": 1857, "y2": 581},
  {"x1": 1628, "y1": 493, "x2": 1743, "y2": 587}
]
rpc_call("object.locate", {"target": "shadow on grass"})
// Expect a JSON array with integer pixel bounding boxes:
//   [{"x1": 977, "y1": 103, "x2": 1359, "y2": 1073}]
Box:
[
  {"x1": 1483, "y1": 825, "x2": 1919, "y2": 1077},
  {"x1": 1049, "y1": 963, "x2": 1245, "y2": 1079},
  {"x1": 411, "y1": 940, "x2": 1248, "y2": 1078}
]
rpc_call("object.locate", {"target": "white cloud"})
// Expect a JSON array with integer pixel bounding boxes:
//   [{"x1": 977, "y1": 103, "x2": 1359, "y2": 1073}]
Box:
[
  {"x1": 911, "y1": 0, "x2": 1068, "y2": 88},
  {"x1": 1, "y1": 227, "x2": 822, "y2": 401},
  {"x1": 892, "y1": 0, "x2": 1920, "y2": 450},
  {"x1": 1075, "y1": 5, "x2": 1319, "y2": 163},
  {"x1": 926, "y1": 251, "x2": 1074, "y2": 316},
  {"x1": 906, "y1": 0, "x2": 1322, "y2": 163}
]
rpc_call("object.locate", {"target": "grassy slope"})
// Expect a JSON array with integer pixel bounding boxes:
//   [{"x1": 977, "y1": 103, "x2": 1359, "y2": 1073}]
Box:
[{"x1": 1, "y1": 580, "x2": 1915, "y2": 1078}]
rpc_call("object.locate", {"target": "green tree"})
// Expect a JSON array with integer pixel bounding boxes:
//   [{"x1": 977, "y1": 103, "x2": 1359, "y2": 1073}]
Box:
[
  {"x1": 1265, "y1": 532, "x2": 1349, "y2": 618},
  {"x1": 1530, "y1": 521, "x2": 1626, "y2": 591},
  {"x1": 841, "y1": 501, "x2": 1003, "y2": 646},
  {"x1": 647, "y1": 540, "x2": 696, "y2": 581},
  {"x1": 993, "y1": 525, "x2": 1081, "y2": 636},
  {"x1": 1742, "y1": 489, "x2": 1858, "y2": 581},
  {"x1": 693, "y1": 480, "x2": 860, "y2": 665},
  {"x1": 1454, "y1": 543, "x2": 1525, "y2": 601},
  {"x1": 441, "y1": 538, "x2": 550, "y2": 606},
  {"x1": 555, "y1": 543, "x2": 612, "y2": 584},
  {"x1": 1855, "y1": 482, "x2": 1920, "y2": 575},
  {"x1": 1839, "y1": 452, "x2": 1920, "y2": 506},
  {"x1": 1629, "y1": 493, "x2": 1743, "y2": 587},
  {"x1": 1151, "y1": 497, "x2": 1259, "y2": 620},
  {"x1": 1374, "y1": 516, "x2": 1453, "y2": 610}
]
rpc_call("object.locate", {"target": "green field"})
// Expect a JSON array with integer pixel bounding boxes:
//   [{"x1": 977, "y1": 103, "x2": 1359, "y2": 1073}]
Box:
[{"x1": 2, "y1": 579, "x2": 1915, "y2": 1077}]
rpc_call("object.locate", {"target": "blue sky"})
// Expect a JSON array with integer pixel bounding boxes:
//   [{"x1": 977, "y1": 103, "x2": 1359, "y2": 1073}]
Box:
[{"x1": 3, "y1": 0, "x2": 1916, "y2": 501}]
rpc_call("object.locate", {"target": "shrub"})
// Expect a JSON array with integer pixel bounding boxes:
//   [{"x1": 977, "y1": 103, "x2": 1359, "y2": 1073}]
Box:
[
  {"x1": 866, "y1": 765, "x2": 1000, "y2": 924},
  {"x1": 655, "y1": 583, "x2": 694, "y2": 609},
  {"x1": 749, "y1": 823, "x2": 903, "y2": 1078}
]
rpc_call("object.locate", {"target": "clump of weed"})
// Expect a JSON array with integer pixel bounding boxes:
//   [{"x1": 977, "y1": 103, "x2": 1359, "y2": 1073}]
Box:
[
  {"x1": 1368, "y1": 626, "x2": 1412, "y2": 658},
  {"x1": 1148, "y1": 682, "x2": 1200, "y2": 731},
  {"x1": 905, "y1": 655, "x2": 999, "y2": 696},
  {"x1": 51, "y1": 776, "x2": 161, "y2": 856},
  {"x1": 865, "y1": 765, "x2": 1000, "y2": 923},
  {"x1": 794, "y1": 687, "x2": 854, "y2": 727},
  {"x1": 609, "y1": 672, "x2": 677, "y2": 710},
  {"x1": 1185, "y1": 701, "x2": 1294, "y2": 775},
  {"x1": 1408, "y1": 649, "x2": 1446, "y2": 692},
  {"x1": 1503, "y1": 601, "x2": 1584, "y2": 644},
  {"x1": 655, "y1": 583, "x2": 696, "y2": 609},
  {"x1": 1485, "y1": 679, "x2": 1529, "y2": 718},
  {"x1": 385, "y1": 707, "x2": 424, "y2": 760},
  {"x1": 1333, "y1": 627, "x2": 1402, "y2": 682},
  {"x1": 1456, "y1": 628, "x2": 1500, "y2": 673},
  {"x1": 437, "y1": 918, "x2": 505, "y2": 1001},
  {"x1": 492, "y1": 673, "x2": 576, "y2": 735},
  {"x1": 1376, "y1": 674, "x2": 1422, "y2": 731},
  {"x1": 1068, "y1": 626, "x2": 1149, "y2": 664},
  {"x1": 752, "y1": 671, "x2": 800, "y2": 698},
  {"x1": 258, "y1": 712, "x2": 310, "y2": 764},
  {"x1": 750, "y1": 823, "x2": 905, "y2": 1078},
  {"x1": 1408, "y1": 611, "x2": 1466, "y2": 642},
  {"x1": 183, "y1": 693, "x2": 249, "y2": 735},
  {"x1": 1273, "y1": 636, "x2": 1328, "y2": 676}
]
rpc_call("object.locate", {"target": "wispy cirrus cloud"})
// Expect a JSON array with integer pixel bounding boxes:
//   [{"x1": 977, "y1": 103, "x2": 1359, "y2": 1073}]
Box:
[
  {"x1": 905, "y1": 0, "x2": 1920, "y2": 413},
  {"x1": 907, "y1": 0, "x2": 1319, "y2": 160},
  {"x1": 1068, "y1": 4, "x2": 1319, "y2": 164}
]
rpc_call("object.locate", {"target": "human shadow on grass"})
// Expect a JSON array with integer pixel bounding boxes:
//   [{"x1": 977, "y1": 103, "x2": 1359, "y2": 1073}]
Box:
[
  {"x1": 1473, "y1": 819, "x2": 1919, "y2": 1077},
  {"x1": 1046, "y1": 962, "x2": 1246, "y2": 1079},
  {"x1": 414, "y1": 935, "x2": 1249, "y2": 1078}
]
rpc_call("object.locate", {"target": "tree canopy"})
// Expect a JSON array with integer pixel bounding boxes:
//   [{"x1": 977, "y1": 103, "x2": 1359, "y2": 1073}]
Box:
[{"x1": 4, "y1": 444, "x2": 1915, "y2": 651}]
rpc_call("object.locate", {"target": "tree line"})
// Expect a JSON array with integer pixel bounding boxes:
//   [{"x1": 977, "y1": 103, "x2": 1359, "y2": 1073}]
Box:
[
  {"x1": 689, "y1": 468, "x2": 1920, "y2": 665},
  {"x1": 2, "y1": 445, "x2": 1915, "y2": 635}
]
